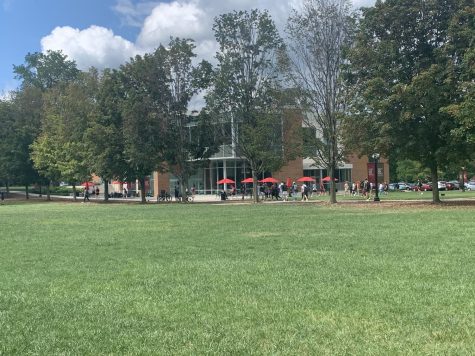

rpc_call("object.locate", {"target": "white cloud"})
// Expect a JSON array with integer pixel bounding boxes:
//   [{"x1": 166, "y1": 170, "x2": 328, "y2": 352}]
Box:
[
  {"x1": 40, "y1": 0, "x2": 377, "y2": 71},
  {"x1": 41, "y1": 25, "x2": 138, "y2": 71},
  {"x1": 137, "y1": 1, "x2": 207, "y2": 50}
]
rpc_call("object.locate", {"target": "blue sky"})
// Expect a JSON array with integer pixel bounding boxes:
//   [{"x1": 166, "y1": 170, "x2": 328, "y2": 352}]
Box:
[
  {"x1": 1, "y1": 0, "x2": 375, "y2": 96},
  {"x1": 0, "y1": 0, "x2": 140, "y2": 93}
]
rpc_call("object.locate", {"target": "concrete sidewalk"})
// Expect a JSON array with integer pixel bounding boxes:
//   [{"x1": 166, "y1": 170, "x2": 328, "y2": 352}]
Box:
[{"x1": 8, "y1": 191, "x2": 258, "y2": 204}]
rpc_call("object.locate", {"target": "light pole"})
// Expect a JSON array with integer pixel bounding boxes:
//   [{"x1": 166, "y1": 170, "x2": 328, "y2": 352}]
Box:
[
  {"x1": 372, "y1": 153, "x2": 380, "y2": 202},
  {"x1": 462, "y1": 166, "x2": 465, "y2": 192}
]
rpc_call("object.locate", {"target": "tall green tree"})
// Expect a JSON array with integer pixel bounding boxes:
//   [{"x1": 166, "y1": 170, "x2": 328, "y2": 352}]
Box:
[
  {"x1": 283, "y1": 0, "x2": 353, "y2": 203},
  {"x1": 443, "y1": 5, "x2": 475, "y2": 148},
  {"x1": 14, "y1": 50, "x2": 80, "y2": 199},
  {"x1": 0, "y1": 99, "x2": 16, "y2": 190},
  {"x1": 343, "y1": 0, "x2": 474, "y2": 203},
  {"x1": 31, "y1": 70, "x2": 98, "y2": 200},
  {"x1": 162, "y1": 38, "x2": 217, "y2": 197},
  {"x1": 87, "y1": 68, "x2": 129, "y2": 201},
  {"x1": 14, "y1": 50, "x2": 80, "y2": 91},
  {"x1": 207, "y1": 9, "x2": 292, "y2": 202},
  {"x1": 119, "y1": 48, "x2": 169, "y2": 203},
  {"x1": 9, "y1": 87, "x2": 44, "y2": 197}
]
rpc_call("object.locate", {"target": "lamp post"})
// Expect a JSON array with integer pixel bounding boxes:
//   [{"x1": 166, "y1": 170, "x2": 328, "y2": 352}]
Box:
[
  {"x1": 462, "y1": 166, "x2": 465, "y2": 192},
  {"x1": 372, "y1": 153, "x2": 380, "y2": 202}
]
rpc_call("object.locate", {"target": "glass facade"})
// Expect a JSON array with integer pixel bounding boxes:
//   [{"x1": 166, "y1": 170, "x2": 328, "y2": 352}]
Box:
[
  {"x1": 303, "y1": 168, "x2": 352, "y2": 190},
  {"x1": 169, "y1": 158, "x2": 272, "y2": 195}
]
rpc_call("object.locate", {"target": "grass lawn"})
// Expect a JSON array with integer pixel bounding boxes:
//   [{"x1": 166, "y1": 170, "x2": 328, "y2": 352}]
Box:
[
  {"x1": 1, "y1": 201, "x2": 474, "y2": 354},
  {"x1": 309, "y1": 189, "x2": 475, "y2": 202}
]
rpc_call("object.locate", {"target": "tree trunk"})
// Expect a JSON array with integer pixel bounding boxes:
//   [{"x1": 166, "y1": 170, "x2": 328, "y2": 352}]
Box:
[
  {"x1": 430, "y1": 165, "x2": 441, "y2": 203},
  {"x1": 103, "y1": 183, "x2": 109, "y2": 202},
  {"x1": 180, "y1": 174, "x2": 189, "y2": 203},
  {"x1": 329, "y1": 163, "x2": 337, "y2": 204},
  {"x1": 25, "y1": 185, "x2": 29, "y2": 199},
  {"x1": 140, "y1": 176, "x2": 146, "y2": 204},
  {"x1": 72, "y1": 185, "x2": 77, "y2": 201},
  {"x1": 252, "y1": 169, "x2": 259, "y2": 203},
  {"x1": 6, "y1": 181, "x2": 10, "y2": 193},
  {"x1": 46, "y1": 182, "x2": 51, "y2": 201},
  {"x1": 329, "y1": 138, "x2": 338, "y2": 204}
]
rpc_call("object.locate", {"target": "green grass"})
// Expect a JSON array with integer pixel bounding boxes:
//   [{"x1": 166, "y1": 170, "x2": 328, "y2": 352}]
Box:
[
  {"x1": 310, "y1": 189, "x2": 475, "y2": 202},
  {"x1": 1, "y1": 202, "x2": 474, "y2": 354}
]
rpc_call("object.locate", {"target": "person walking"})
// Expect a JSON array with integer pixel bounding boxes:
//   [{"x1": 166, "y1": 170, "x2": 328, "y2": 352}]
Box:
[
  {"x1": 83, "y1": 188, "x2": 90, "y2": 202},
  {"x1": 123, "y1": 187, "x2": 128, "y2": 199},
  {"x1": 281, "y1": 183, "x2": 288, "y2": 201},
  {"x1": 301, "y1": 183, "x2": 308, "y2": 201},
  {"x1": 174, "y1": 185, "x2": 180, "y2": 202},
  {"x1": 191, "y1": 185, "x2": 196, "y2": 202}
]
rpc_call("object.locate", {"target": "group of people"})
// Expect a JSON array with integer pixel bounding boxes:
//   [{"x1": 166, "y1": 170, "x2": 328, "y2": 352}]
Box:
[
  {"x1": 83, "y1": 187, "x2": 100, "y2": 202},
  {"x1": 255, "y1": 182, "x2": 312, "y2": 201},
  {"x1": 172, "y1": 185, "x2": 196, "y2": 202},
  {"x1": 343, "y1": 179, "x2": 389, "y2": 199}
]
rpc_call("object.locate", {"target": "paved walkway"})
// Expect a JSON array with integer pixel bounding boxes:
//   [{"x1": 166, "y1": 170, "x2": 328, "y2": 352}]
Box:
[{"x1": 6, "y1": 191, "x2": 475, "y2": 205}]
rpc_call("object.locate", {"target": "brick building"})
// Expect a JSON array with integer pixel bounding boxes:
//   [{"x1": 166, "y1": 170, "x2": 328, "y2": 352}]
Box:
[{"x1": 151, "y1": 110, "x2": 389, "y2": 196}]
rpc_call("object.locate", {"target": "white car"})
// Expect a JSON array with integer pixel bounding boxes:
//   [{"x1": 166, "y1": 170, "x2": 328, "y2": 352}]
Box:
[
  {"x1": 465, "y1": 181, "x2": 475, "y2": 190},
  {"x1": 437, "y1": 181, "x2": 447, "y2": 191}
]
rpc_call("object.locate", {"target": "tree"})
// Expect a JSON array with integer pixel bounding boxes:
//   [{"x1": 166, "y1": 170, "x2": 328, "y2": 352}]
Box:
[
  {"x1": 395, "y1": 159, "x2": 431, "y2": 183},
  {"x1": 9, "y1": 87, "x2": 44, "y2": 197},
  {"x1": 0, "y1": 99, "x2": 16, "y2": 190},
  {"x1": 207, "y1": 9, "x2": 294, "y2": 202},
  {"x1": 443, "y1": 5, "x2": 475, "y2": 149},
  {"x1": 161, "y1": 38, "x2": 217, "y2": 197},
  {"x1": 14, "y1": 50, "x2": 80, "y2": 199},
  {"x1": 87, "y1": 68, "x2": 129, "y2": 201},
  {"x1": 343, "y1": 0, "x2": 474, "y2": 203},
  {"x1": 283, "y1": 0, "x2": 353, "y2": 203},
  {"x1": 14, "y1": 50, "x2": 80, "y2": 91},
  {"x1": 119, "y1": 49, "x2": 169, "y2": 203},
  {"x1": 31, "y1": 71, "x2": 97, "y2": 200}
]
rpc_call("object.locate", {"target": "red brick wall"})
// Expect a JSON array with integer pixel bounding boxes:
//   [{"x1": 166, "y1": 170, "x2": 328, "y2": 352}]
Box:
[
  {"x1": 153, "y1": 171, "x2": 170, "y2": 196},
  {"x1": 347, "y1": 154, "x2": 390, "y2": 183}
]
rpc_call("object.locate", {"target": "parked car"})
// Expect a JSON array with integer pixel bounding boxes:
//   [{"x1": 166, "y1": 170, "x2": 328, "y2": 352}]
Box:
[
  {"x1": 413, "y1": 182, "x2": 432, "y2": 191},
  {"x1": 447, "y1": 180, "x2": 460, "y2": 190},
  {"x1": 465, "y1": 181, "x2": 475, "y2": 190},
  {"x1": 437, "y1": 181, "x2": 447, "y2": 191},
  {"x1": 420, "y1": 182, "x2": 432, "y2": 191},
  {"x1": 397, "y1": 182, "x2": 412, "y2": 191}
]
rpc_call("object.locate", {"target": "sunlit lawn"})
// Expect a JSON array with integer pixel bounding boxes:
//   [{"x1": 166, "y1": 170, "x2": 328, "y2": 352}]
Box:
[
  {"x1": 1, "y1": 202, "x2": 474, "y2": 354},
  {"x1": 310, "y1": 189, "x2": 475, "y2": 201}
]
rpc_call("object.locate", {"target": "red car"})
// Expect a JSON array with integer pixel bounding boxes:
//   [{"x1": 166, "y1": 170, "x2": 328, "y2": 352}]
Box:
[
  {"x1": 421, "y1": 183, "x2": 432, "y2": 191},
  {"x1": 415, "y1": 182, "x2": 432, "y2": 191}
]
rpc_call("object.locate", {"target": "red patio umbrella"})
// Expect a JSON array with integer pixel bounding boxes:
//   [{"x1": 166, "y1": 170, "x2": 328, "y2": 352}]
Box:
[
  {"x1": 217, "y1": 178, "x2": 235, "y2": 184},
  {"x1": 241, "y1": 177, "x2": 254, "y2": 183},
  {"x1": 321, "y1": 176, "x2": 338, "y2": 182},
  {"x1": 81, "y1": 182, "x2": 95, "y2": 187},
  {"x1": 297, "y1": 176, "x2": 315, "y2": 182},
  {"x1": 259, "y1": 177, "x2": 279, "y2": 183}
]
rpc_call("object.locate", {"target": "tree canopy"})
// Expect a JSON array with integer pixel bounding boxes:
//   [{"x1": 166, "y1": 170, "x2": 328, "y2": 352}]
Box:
[
  {"x1": 343, "y1": 0, "x2": 475, "y2": 202},
  {"x1": 284, "y1": 0, "x2": 353, "y2": 203},
  {"x1": 207, "y1": 9, "x2": 295, "y2": 202}
]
